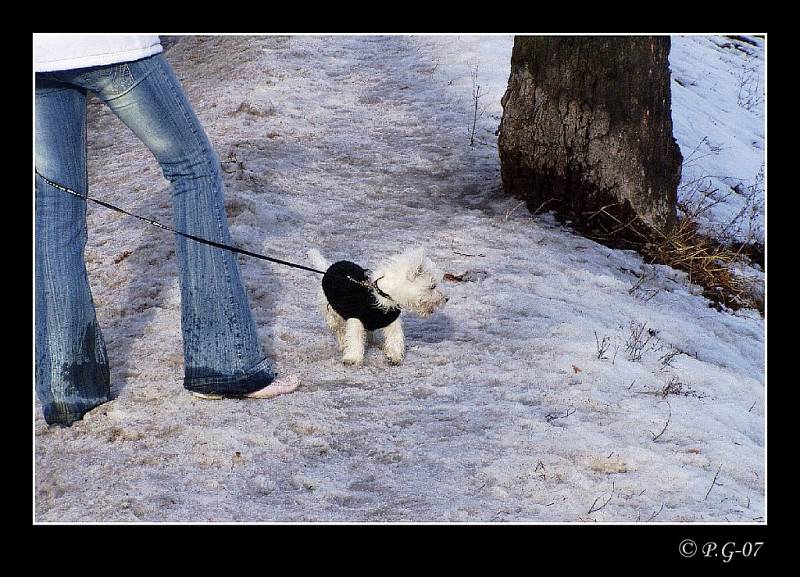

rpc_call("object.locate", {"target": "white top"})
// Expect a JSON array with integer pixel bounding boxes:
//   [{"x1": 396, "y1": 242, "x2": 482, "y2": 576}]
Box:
[{"x1": 34, "y1": 34, "x2": 163, "y2": 72}]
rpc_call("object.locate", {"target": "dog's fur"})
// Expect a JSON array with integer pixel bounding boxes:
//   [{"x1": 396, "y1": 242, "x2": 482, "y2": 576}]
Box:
[{"x1": 308, "y1": 248, "x2": 447, "y2": 365}]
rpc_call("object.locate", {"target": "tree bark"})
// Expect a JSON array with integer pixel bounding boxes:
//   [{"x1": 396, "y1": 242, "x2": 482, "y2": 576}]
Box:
[{"x1": 498, "y1": 36, "x2": 682, "y2": 237}]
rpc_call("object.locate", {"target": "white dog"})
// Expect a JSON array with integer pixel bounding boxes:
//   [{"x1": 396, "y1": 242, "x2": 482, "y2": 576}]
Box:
[{"x1": 308, "y1": 248, "x2": 448, "y2": 366}]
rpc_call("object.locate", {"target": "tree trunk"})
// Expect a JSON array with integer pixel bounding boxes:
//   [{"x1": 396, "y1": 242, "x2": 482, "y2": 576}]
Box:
[{"x1": 497, "y1": 36, "x2": 682, "y2": 238}]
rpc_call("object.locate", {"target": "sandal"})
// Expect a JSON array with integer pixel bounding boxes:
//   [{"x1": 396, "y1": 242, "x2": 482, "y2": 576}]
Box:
[{"x1": 191, "y1": 374, "x2": 301, "y2": 400}]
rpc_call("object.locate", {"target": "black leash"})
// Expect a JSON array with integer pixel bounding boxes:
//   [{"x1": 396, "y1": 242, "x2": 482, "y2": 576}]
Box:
[{"x1": 34, "y1": 170, "x2": 393, "y2": 299}]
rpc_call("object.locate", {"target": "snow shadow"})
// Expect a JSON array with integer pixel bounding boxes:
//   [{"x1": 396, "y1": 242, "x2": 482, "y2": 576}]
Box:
[{"x1": 403, "y1": 312, "x2": 456, "y2": 344}]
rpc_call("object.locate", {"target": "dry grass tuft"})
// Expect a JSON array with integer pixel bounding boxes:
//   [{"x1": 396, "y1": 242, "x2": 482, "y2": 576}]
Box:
[
  {"x1": 642, "y1": 216, "x2": 762, "y2": 313},
  {"x1": 577, "y1": 200, "x2": 763, "y2": 314}
]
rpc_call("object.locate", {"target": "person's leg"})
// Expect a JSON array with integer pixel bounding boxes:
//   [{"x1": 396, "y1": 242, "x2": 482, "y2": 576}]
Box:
[
  {"x1": 63, "y1": 55, "x2": 281, "y2": 396},
  {"x1": 35, "y1": 76, "x2": 111, "y2": 426}
]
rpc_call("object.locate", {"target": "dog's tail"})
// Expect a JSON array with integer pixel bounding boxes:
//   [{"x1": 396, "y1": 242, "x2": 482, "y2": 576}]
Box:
[{"x1": 307, "y1": 248, "x2": 330, "y2": 272}]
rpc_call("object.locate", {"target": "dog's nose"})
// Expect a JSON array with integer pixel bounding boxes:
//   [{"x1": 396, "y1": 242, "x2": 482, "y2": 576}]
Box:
[{"x1": 444, "y1": 296, "x2": 449, "y2": 303}]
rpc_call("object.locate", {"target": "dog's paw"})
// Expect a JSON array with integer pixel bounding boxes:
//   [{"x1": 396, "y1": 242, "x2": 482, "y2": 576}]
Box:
[
  {"x1": 342, "y1": 352, "x2": 364, "y2": 366},
  {"x1": 384, "y1": 348, "x2": 405, "y2": 365}
]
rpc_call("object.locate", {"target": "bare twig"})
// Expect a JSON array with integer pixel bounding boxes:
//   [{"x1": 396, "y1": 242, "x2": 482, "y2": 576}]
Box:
[
  {"x1": 545, "y1": 407, "x2": 576, "y2": 423},
  {"x1": 681, "y1": 136, "x2": 712, "y2": 167},
  {"x1": 528, "y1": 197, "x2": 561, "y2": 219},
  {"x1": 469, "y1": 64, "x2": 484, "y2": 147},
  {"x1": 735, "y1": 56, "x2": 764, "y2": 111},
  {"x1": 625, "y1": 321, "x2": 658, "y2": 362},
  {"x1": 646, "y1": 503, "x2": 665, "y2": 522},
  {"x1": 594, "y1": 331, "x2": 611, "y2": 359},
  {"x1": 658, "y1": 347, "x2": 682, "y2": 370},
  {"x1": 469, "y1": 138, "x2": 498, "y2": 149},
  {"x1": 649, "y1": 400, "x2": 672, "y2": 442},
  {"x1": 628, "y1": 268, "x2": 661, "y2": 302},
  {"x1": 504, "y1": 200, "x2": 527, "y2": 221},
  {"x1": 588, "y1": 481, "x2": 615, "y2": 515},
  {"x1": 705, "y1": 464, "x2": 723, "y2": 500}
]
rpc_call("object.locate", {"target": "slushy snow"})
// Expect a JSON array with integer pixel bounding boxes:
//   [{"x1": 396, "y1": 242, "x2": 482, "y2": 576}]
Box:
[{"x1": 34, "y1": 34, "x2": 765, "y2": 523}]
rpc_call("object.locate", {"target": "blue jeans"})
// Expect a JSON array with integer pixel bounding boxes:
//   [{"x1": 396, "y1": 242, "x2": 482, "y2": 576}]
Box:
[{"x1": 35, "y1": 53, "x2": 277, "y2": 426}]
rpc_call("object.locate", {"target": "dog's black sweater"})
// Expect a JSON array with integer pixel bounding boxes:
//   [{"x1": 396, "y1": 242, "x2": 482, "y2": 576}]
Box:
[{"x1": 322, "y1": 260, "x2": 400, "y2": 331}]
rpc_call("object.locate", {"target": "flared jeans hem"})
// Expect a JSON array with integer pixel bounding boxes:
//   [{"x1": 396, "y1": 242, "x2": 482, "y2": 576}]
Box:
[{"x1": 182, "y1": 357, "x2": 277, "y2": 396}]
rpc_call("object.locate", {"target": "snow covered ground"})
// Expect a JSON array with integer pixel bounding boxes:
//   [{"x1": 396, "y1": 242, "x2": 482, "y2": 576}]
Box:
[
  {"x1": 670, "y1": 35, "x2": 765, "y2": 246},
  {"x1": 34, "y1": 34, "x2": 765, "y2": 522}
]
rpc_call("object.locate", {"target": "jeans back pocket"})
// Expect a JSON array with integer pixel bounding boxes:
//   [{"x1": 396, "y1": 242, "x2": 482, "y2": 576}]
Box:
[{"x1": 110, "y1": 63, "x2": 136, "y2": 95}]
